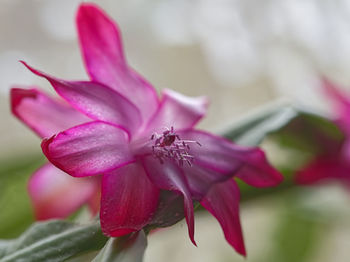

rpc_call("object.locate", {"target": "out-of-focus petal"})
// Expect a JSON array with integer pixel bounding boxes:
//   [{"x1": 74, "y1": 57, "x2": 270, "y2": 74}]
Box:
[
  {"x1": 10, "y1": 87, "x2": 89, "y2": 138},
  {"x1": 87, "y1": 179, "x2": 101, "y2": 216},
  {"x1": 342, "y1": 139, "x2": 350, "y2": 163},
  {"x1": 322, "y1": 77, "x2": 350, "y2": 109},
  {"x1": 142, "y1": 157, "x2": 196, "y2": 245},
  {"x1": 22, "y1": 62, "x2": 142, "y2": 135},
  {"x1": 178, "y1": 130, "x2": 283, "y2": 187},
  {"x1": 322, "y1": 77, "x2": 350, "y2": 132},
  {"x1": 201, "y1": 179, "x2": 246, "y2": 256},
  {"x1": 144, "y1": 89, "x2": 208, "y2": 134},
  {"x1": 76, "y1": 3, "x2": 159, "y2": 121},
  {"x1": 100, "y1": 162, "x2": 159, "y2": 236},
  {"x1": 28, "y1": 163, "x2": 98, "y2": 220},
  {"x1": 296, "y1": 155, "x2": 348, "y2": 185},
  {"x1": 42, "y1": 121, "x2": 134, "y2": 177}
]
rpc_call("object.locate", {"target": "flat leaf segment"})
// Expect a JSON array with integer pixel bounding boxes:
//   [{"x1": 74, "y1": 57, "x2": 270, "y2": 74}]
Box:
[{"x1": 0, "y1": 220, "x2": 107, "y2": 262}]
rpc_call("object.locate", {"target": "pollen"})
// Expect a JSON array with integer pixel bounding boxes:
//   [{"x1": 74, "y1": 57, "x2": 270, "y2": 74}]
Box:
[{"x1": 151, "y1": 126, "x2": 201, "y2": 166}]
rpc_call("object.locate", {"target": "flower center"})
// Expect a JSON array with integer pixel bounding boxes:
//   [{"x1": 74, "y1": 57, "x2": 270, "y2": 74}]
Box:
[{"x1": 151, "y1": 126, "x2": 201, "y2": 166}]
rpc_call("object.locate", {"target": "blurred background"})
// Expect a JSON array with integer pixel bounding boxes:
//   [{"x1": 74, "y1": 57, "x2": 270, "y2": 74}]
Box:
[{"x1": 1, "y1": 0, "x2": 350, "y2": 261}]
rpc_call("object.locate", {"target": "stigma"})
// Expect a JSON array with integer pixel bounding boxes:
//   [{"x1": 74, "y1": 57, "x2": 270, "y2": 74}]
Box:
[{"x1": 151, "y1": 127, "x2": 201, "y2": 166}]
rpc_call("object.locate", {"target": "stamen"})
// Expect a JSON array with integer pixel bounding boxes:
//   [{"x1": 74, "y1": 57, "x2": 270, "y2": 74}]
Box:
[{"x1": 150, "y1": 126, "x2": 201, "y2": 166}]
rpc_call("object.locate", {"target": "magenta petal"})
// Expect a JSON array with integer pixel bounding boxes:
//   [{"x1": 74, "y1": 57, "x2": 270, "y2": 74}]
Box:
[
  {"x1": 322, "y1": 77, "x2": 350, "y2": 109},
  {"x1": 178, "y1": 130, "x2": 283, "y2": 187},
  {"x1": 234, "y1": 149, "x2": 283, "y2": 187},
  {"x1": 144, "y1": 89, "x2": 208, "y2": 134},
  {"x1": 100, "y1": 162, "x2": 160, "y2": 237},
  {"x1": 87, "y1": 182, "x2": 102, "y2": 216},
  {"x1": 342, "y1": 139, "x2": 350, "y2": 163},
  {"x1": 42, "y1": 121, "x2": 134, "y2": 177},
  {"x1": 28, "y1": 163, "x2": 98, "y2": 220},
  {"x1": 22, "y1": 62, "x2": 142, "y2": 135},
  {"x1": 201, "y1": 179, "x2": 246, "y2": 256},
  {"x1": 322, "y1": 77, "x2": 350, "y2": 131},
  {"x1": 182, "y1": 164, "x2": 233, "y2": 200},
  {"x1": 296, "y1": 156, "x2": 349, "y2": 185},
  {"x1": 142, "y1": 157, "x2": 196, "y2": 245},
  {"x1": 11, "y1": 87, "x2": 89, "y2": 138},
  {"x1": 76, "y1": 3, "x2": 159, "y2": 121}
]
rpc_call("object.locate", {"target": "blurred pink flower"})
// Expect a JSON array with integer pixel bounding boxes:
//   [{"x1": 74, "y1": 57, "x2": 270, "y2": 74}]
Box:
[
  {"x1": 296, "y1": 78, "x2": 350, "y2": 186},
  {"x1": 11, "y1": 88, "x2": 100, "y2": 220},
  {"x1": 14, "y1": 3, "x2": 283, "y2": 256}
]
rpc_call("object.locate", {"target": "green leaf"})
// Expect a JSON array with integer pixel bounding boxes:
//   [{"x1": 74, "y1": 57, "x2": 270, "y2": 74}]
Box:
[
  {"x1": 223, "y1": 104, "x2": 297, "y2": 146},
  {"x1": 0, "y1": 240, "x2": 12, "y2": 258},
  {"x1": 0, "y1": 157, "x2": 42, "y2": 239},
  {"x1": 271, "y1": 111, "x2": 345, "y2": 154},
  {"x1": 0, "y1": 155, "x2": 45, "y2": 238},
  {"x1": 263, "y1": 191, "x2": 325, "y2": 262},
  {"x1": 92, "y1": 231, "x2": 147, "y2": 262},
  {"x1": 0, "y1": 220, "x2": 107, "y2": 262}
]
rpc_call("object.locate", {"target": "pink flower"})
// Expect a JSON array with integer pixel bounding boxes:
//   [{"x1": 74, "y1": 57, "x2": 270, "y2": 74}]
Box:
[
  {"x1": 15, "y1": 3, "x2": 283, "y2": 256},
  {"x1": 11, "y1": 87, "x2": 101, "y2": 220},
  {"x1": 296, "y1": 78, "x2": 350, "y2": 186}
]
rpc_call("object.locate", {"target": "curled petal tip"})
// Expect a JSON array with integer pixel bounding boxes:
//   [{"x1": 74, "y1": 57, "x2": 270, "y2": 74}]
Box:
[
  {"x1": 190, "y1": 236, "x2": 197, "y2": 247},
  {"x1": 10, "y1": 87, "x2": 36, "y2": 115},
  {"x1": 77, "y1": 2, "x2": 101, "y2": 12},
  {"x1": 76, "y1": 3, "x2": 102, "y2": 23},
  {"x1": 41, "y1": 135, "x2": 55, "y2": 160},
  {"x1": 20, "y1": 61, "x2": 45, "y2": 78},
  {"x1": 239, "y1": 249, "x2": 247, "y2": 257},
  {"x1": 19, "y1": 60, "x2": 30, "y2": 71},
  {"x1": 201, "y1": 180, "x2": 246, "y2": 256}
]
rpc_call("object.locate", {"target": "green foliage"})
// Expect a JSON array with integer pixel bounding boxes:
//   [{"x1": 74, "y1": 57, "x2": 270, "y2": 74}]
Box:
[
  {"x1": 271, "y1": 111, "x2": 344, "y2": 154},
  {"x1": 223, "y1": 104, "x2": 297, "y2": 146},
  {"x1": 92, "y1": 232, "x2": 147, "y2": 262},
  {"x1": 0, "y1": 220, "x2": 107, "y2": 262},
  {"x1": 0, "y1": 156, "x2": 43, "y2": 238},
  {"x1": 263, "y1": 191, "x2": 325, "y2": 262}
]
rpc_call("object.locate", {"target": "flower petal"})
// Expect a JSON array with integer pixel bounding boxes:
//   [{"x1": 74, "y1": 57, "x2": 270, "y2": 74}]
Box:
[
  {"x1": 100, "y1": 162, "x2": 159, "y2": 236},
  {"x1": 28, "y1": 163, "x2": 98, "y2": 220},
  {"x1": 182, "y1": 164, "x2": 234, "y2": 201},
  {"x1": 148, "y1": 191, "x2": 186, "y2": 228},
  {"x1": 22, "y1": 62, "x2": 142, "y2": 135},
  {"x1": 296, "y1": 155, "x2": 349, "y2": 185},
  {"x1": 322, "y1": 77, "x2": 350, "y2": 132},
  {"x1": 42, "y1": 121, "x2": 134, "y2": 177},
  {"x1": 342, "y1": 139, "x2": 350, "y2": 163},
  {"x1": 200, "y1": 179, "x2": 246, "y2": 256},
  {"x1": 322, "y1": 77, "x2": 350, "y2": 109},
  {"x1": 144, "y1": 89, "x2": 208, "y2": 134},
  {"x1": 10, "y1": 87, "x2": 89, "y2": 138},
  {"x1": 87, "y1": 183, "x2": 102, "y2": 216},
  {"x1": 142, "y1": 157, "x2": 196, "y2": 245},
  {"x1": 178, "y1": 130, "x2": 283, "y2": 187},
  {"x1": 234, "y1": 150, "x2": 284, "y2": 187},
  {"x1": 76, "y1": 3, "x2": 159, "y2": 121}
]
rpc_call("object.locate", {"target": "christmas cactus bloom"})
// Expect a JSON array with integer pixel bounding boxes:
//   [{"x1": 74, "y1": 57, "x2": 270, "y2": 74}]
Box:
[
  {"x1": 10, "y1": 87, "x2": 100, "y2": 219},
  {"x1": 18, "y1": 3, "x2": 283, "y2": 256},
  {"x1": 296, "y1": 78, "x2": 350, "y2": 186}
]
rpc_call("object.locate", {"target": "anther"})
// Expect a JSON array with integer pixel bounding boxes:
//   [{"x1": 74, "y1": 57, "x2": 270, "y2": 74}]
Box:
[{"x1": 150, "y1": 126, "x2": 201, "y2": 166}]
